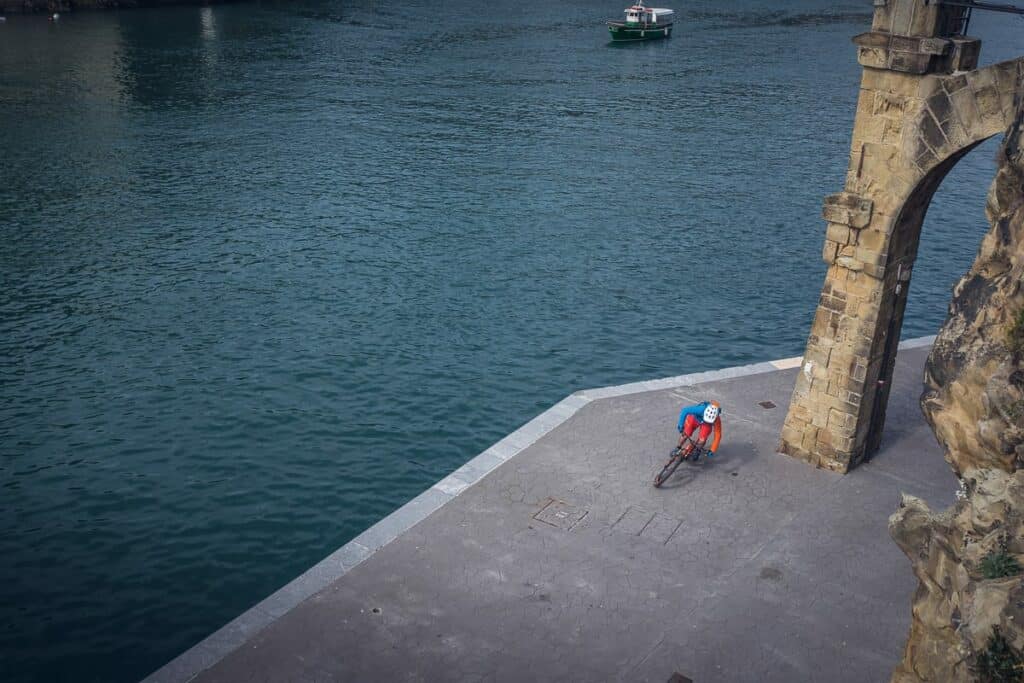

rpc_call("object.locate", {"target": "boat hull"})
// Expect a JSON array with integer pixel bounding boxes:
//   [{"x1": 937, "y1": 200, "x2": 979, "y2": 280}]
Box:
[{"x1": 607, "y1": 22, "x2": 672, "y2": 41}]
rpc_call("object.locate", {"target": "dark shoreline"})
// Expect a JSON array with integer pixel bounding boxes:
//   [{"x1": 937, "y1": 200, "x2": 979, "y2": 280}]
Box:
[{"x1": 1, "y1": 0, "x2": 241, "y2": 13}]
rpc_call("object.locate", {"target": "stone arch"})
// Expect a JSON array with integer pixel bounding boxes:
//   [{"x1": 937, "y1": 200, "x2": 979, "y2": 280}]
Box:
[
  {"x1": 779, "y1": 55, "x2": 1024, "y2": 473},
  {"x1": 910, "y1": 60, "x2": 1024, "y2": 182},
  {"x1": 862, "y1": 143, "x2": 981, "y2": 454},
  {"x1": 860, "y1": 61, "x2": 1023, "y2": 456}
]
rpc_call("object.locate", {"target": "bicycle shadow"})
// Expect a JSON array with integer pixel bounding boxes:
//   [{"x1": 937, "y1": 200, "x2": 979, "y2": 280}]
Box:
[{"x1": 653, "y1": 427, "x2": 768, "y2": 489}]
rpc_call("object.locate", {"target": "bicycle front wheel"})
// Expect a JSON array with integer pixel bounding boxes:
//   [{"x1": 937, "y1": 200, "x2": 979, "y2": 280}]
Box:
[{"x1": 654, "y1": 455, "x2": 682, "y2": 487}]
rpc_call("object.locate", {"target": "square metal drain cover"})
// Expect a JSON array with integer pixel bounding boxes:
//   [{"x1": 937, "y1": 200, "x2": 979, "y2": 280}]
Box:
[{"x1": 533, "y1": 499, "x2": 588, "y2": 530}]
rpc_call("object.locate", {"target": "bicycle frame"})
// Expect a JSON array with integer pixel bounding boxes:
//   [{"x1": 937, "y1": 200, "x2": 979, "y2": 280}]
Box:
[
  {"x1": 655, "y1": 432, "x2": 708, "y2": 487},
  {"x1": 676, "y1": 431, "x2": 706, "y2": 459}
]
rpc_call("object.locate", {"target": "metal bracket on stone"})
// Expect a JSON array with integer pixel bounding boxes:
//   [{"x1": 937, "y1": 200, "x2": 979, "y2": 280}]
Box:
[{"x1": 822, "y1": 192, "x2": 874, "y2": 229}]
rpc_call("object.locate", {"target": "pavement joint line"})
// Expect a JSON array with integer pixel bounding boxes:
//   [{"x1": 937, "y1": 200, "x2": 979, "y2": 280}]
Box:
[
  {"x1": 693, "y1": 464, "x2": 855, "y2": 602},
  {"x1": 482, "y1": 440, "x2": 519, "y2": 461},
  {"x1": 637, "y1": 512, "x2": 657, "y2": 537},
  {"x1": 720, "y1": 479, "x2": 842, "y2": 584},
  {"x1": 853, "y1": 459, "x2": 957, "y2": 495},
  {"x1": 664, "y1": 518, "x2": 685, "y2": 545},
  {"x1": 140, "y1": 336, "x2": 936, "y2": 683},
  {"x1": 765, "y1": 335, "x2": 934, "y2": 372},
  {"x1": 654, "y1": 387, "x2": 789, "y2": 431},
  {"x1": 567, "y1": 510, "x2": 590, "y2": 531},
  {"x1": 669, "y1": 385, "x2": 785, "y2": 434}
]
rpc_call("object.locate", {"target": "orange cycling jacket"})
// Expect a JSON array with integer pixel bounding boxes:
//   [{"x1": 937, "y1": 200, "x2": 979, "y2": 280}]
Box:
[{"x1": 676, "y1": 402, "x2": 723, "y2": 454}]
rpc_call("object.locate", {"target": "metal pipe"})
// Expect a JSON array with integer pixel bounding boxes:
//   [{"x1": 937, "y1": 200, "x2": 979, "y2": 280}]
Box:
[{"x1": 929, "y1": 0, "x2": 1024, "y2": 16}]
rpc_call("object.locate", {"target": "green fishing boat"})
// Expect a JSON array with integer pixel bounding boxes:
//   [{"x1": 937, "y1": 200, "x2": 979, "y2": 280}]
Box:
[{"x1": 607, "y1": 2, "x2": 674, "y2": 41}]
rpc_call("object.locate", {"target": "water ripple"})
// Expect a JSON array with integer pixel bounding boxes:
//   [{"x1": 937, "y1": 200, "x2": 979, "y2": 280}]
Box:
[{"x1": 1, "y1": 1, "x2": 1022, "y2": 682}]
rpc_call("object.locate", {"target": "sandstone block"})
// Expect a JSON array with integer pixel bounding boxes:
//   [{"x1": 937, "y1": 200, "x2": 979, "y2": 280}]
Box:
[
  {"x1": 857, "y1": 46, "x2": 888, "y2": 71},
  {"x1": 975, "y1": 85, "x2": 1004, "y2": 125},
  {"x1": 882, "y1": 118, "x2": 904, "y2": 145},
  {"x1": 856, "y1": 247, "x2": 888, "y2": 267},
  {"x1": 837, "y1": 256, "x2": 865, "y2": 272},
  {"x1": 856, "y1": 228, "x2": 889, "y2": 252},
  {"x1": 949, "y1": 86, "x2": 983, "y2": 136},
  {"x1": 811, "y1": 409, "x2": 829, "y2": 429},
  {"x1": 780, "y1": 426, "x2": 806, "y2": 451},
  {"x1": 833, "y1": 433, "x2": 856, "y2": 452},
  {"x1": 852, "y1": 362, "x2": 868, "y2": 381},
  {"x1": 820, "y1": 295, "x2": 846, "y2": 314},
  {"x1": 822, "y1": 192, "x2": 874, "y2": 229},
  {"x1": 926, "y1": 92, "x2": 953, "y2": 130},
  {"x1": 917, "y1": 112, "x2": 946, "y2": 154},
  {"x1": 913, "y1": 137, "x2": 938, "y2": 172},
  {"x1": 873, "y1": 91, "x2": 906, "y2": 117},
  {"x1": 948, "y1": 37, "x2": 980, "y2": 72},
  {"x1": 826, "y1": 223, "x2": 852, "y2": 245},
  {"x1": 822, "y1": 240, "x2": 839, "y2": 264},
  {"x1": 941, "y1": 72, "x2": 969, "y2": 96},
  {"x1": 800, "y1": 427, "x2": 820, "y2": 453},
  {"x1": 863, "y1": 262, "x2": 887, "y2": 279}
]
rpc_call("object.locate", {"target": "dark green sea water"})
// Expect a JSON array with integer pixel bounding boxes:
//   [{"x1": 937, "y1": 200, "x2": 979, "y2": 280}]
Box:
[{"x1": 1, "y1": 1, "x2": 1022, "y2": 680}]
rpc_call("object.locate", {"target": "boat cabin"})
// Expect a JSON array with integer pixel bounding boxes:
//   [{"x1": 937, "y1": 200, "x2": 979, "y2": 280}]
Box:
[{"x1": 623, "y1": 5, "x2": 673, "y2": 26}]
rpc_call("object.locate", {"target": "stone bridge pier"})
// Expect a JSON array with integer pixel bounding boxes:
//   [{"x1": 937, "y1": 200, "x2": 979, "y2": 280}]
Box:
[{"x1": 779, "y1": 0, "x2": 1024, "y2": 472}]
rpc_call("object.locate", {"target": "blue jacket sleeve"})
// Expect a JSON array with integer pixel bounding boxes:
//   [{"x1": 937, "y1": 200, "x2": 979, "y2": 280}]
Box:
[{"x1": 677, "y1": 403, "x2": 707, "y2": 432}]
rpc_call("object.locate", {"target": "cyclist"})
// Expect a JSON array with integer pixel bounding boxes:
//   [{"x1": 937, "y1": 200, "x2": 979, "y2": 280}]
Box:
[{"x1": 675, "y1": 400, "x2": 722, "y2": 462}]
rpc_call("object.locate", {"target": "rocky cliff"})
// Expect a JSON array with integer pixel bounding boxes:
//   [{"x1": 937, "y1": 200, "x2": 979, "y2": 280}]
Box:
[
  {"x1": 922, "y1": 104, "x2": 1024, "y2": 476},
  {"x1": 891, "y1": 102, "x2": 1024, "y2": 682}
]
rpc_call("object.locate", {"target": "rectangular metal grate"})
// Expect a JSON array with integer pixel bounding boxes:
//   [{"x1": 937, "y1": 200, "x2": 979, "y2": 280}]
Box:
[{"x1": 533, "y1": 499, "x2": 588, "y2": 530}]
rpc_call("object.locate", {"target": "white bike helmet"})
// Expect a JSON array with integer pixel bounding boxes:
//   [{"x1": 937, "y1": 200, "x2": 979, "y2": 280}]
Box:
[{"x1": 703, "y1": 401, "x2": 720, "y2": 423}]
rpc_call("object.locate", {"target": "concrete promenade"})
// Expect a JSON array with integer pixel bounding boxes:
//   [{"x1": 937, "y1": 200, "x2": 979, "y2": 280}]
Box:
[{"x1": 146, "y1": 338, "x2": 955, "y2": 683}]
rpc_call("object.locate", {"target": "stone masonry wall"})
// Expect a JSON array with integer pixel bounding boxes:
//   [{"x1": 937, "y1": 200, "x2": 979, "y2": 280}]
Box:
[{"x1": 781, "y1": 29, "x2": 1023, "y2": 472}]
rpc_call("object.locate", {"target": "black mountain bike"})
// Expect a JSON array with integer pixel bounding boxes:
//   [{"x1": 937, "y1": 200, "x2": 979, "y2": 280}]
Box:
[{"x1": 653, "y1": 433, "x2": 706, "y2": 488}]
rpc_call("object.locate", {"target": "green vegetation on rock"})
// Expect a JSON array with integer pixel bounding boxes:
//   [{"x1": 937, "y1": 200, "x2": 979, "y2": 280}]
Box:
[
  {"x1": 981, "y1": 551, "x2": 1022, "y2": 579},
  {"x1": 1007, "y1": 400, "x2": 1024, "y2": 424},
  {"x1": 1009, "y1": 307, "x2": 1024, "y2": 356},
  {"x1": 975, "y1": 626, "x2": 1024, "y2": 683}
]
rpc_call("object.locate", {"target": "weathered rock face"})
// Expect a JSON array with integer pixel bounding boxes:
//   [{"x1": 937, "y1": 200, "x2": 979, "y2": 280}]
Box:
[
  {"x1": 891, "y1": 104, "x2": 1024, "y2": 681},
  {"x1": 922, "y1": 104, "x2": 1024, "y2": 476},
  {"x1": 891, "y1": 470, "x2": 1024, "y2": 682}
]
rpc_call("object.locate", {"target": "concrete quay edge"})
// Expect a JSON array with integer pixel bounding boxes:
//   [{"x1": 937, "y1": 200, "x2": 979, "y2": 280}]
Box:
[{"x1": 141, "y1": 334, "x2": 937, "y2": 683}]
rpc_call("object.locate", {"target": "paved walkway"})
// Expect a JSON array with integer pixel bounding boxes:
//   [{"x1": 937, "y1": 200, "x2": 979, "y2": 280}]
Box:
[{"x1": 147, "y1": 340, "x2": 955, "y2": 683}]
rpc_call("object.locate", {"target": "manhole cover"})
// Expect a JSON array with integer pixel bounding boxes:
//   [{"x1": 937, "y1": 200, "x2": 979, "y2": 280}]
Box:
[
  {"x1": 759, "y1": 400, "x2": 776, "y2": 409},
  {"x1": 533, "y1": 499, "x2": 588, "y2": 530}
]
